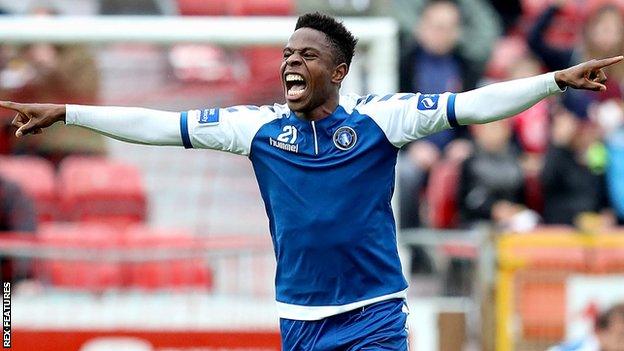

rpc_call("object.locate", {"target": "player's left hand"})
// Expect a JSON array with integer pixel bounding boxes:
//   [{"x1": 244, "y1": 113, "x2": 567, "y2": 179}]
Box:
[{"x1": 555, "y1": 56, "x2": 624, "y2": 92}]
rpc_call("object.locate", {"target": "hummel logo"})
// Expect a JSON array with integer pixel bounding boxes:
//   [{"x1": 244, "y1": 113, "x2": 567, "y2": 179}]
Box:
[{"x1": 270, "y1": 137, "x2": 299, "y2": 153}]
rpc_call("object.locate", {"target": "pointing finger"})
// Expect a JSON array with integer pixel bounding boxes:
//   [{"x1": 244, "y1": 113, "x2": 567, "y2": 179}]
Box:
[
  {"x1": 590, "y1": 56, "x2": 624, "y2": 69},
  {"x1": 0, "y1": 101, "x2": 23, "y2": 112}
]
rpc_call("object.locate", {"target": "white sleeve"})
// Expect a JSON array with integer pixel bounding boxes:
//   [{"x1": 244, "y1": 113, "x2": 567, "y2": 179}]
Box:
[
  {"x1": 455, "y1": 72, "x2": 565, "y2": 125},
  {"x1": 182, "y1": 104, "x2": 284, "y2": 155},
  {"x1": 354, "y1": 92, "x2": 453, "y2": 148},
  {"x1": 353, "y1": 72, "x2": 564, "y2": 148},
  {"x1": 66, "y1": 103, "x2": 284, "y2": 156},
  {"x1": 65, "y1": 105, "x2": 182, "y2": 146}
]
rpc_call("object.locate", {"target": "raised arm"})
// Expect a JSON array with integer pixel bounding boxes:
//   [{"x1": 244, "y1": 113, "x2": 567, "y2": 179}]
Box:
[{"x1": 455, "y1": 56, "x2": 624, "y2": 125}]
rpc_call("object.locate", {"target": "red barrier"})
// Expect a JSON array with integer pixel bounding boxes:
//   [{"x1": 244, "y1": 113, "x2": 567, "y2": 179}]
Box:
[{"x1": 11, "y1": 330, "x2": 280, "y2": 351}]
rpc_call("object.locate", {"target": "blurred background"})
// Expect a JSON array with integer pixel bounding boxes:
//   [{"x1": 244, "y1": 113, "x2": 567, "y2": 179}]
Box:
[{"x1": 1, "y1": 0, "x2": 624, "y2": 350}]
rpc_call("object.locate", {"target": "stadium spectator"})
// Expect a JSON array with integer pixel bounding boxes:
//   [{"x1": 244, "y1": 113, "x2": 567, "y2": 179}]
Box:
[
  {"x1": 541, "y1": 107, "x2": 612, "y2": 225},
  {"x1": 393, "y1": 0, "x2": 500, "y2": 74},
  {"x1": 528, "y1": 1, "x2": 624, "y2": 118},
  {"x1": 548, "y1": 303, "x2": 624, "y2": 351},
  {"x1": 398, "y1": 0, "x2": 473, "y2": 227},
  {"x1": 457, "y1": 120, "x2": 532, "y2": 228},
  {"x1": 507, "y1": 56, "x2": 552, "y2": 155},
  {"x1": 0, "y1": 5, "x2": 103, "y2": 162},
  {"x1": 591, "y1": 98, "x2": 624, "y2": 224},
  {"x1": 0, "y1": 175, "x2": 36, "y2": 283}
]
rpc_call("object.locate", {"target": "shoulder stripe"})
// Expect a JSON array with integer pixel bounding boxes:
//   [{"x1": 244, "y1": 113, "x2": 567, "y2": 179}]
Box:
[
  {"x1": 364, "y1": 94, "x2": 377, "y2": 104},
  {"x1": 399, "y1": 93, "x2": 416, "y2": 100},
  {"x1": 379, "y1": 94, "x2": 394, "y2": 102},
  {"x1": 180, "y1": 111, "x2": 193, "y2": 149},
  {"x1": 447, "y1": 93, "x2": 459, "y2": 128}
]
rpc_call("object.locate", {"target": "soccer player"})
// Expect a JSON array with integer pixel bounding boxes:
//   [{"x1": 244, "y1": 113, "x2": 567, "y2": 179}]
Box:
[{"x1": 1, "y1": 12, "x2": 622, "y2": 350}]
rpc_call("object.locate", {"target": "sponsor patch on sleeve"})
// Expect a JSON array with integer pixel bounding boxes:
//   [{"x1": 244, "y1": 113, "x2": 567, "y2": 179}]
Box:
[
  {"x1": 417, "y1": 94, "x2": 440, "y2": 111},
  {"x1": 199, "y1": 108, "x2": 220, "y2": 124}
]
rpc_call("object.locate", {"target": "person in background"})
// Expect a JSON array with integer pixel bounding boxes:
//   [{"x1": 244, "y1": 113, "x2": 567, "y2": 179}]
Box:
[
  {"x1": 541, "y1": 106, "x2": 613, "y2": 226},
  {"x1": 451, "y1": 118, "x2": 537, "y2": 295},
  {"x1": 0, "y1": 176, "x2": 36, "y2": 283},
  {"x1": 592, "y1": 97, "x2": 624, "y2": 224},
  {"x1": 504, "y1": 55, "x2": 553, "y2": 213},
  {"x1": 398, "y1": 0, "x2": 473, "y2": 227},
  {"x1": 506, "y1": 56, "x2": 552, "y2": 155},
  {"x1": 549, "y1": 303, "x2": 624, "y2": 351},
  {"x1": 528, "y1": 0, "x2": 624, "y2": 118},
  {"x1": 393, "y1": 0, "x2": 501, "y2": 77},
  {"x1": 457, "y1": 119, "x2": 536, "y2": 230}
]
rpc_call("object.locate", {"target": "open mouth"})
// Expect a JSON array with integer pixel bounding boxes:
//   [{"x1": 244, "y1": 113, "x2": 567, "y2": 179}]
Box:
[{"x1": 284, "y1": 73, "x2": 307, "y2": 99}]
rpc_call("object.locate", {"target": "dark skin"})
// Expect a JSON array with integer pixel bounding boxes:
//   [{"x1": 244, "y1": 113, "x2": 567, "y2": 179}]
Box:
[
  {"x1": 281, "y1": 28, "x2": 348, "y2": 121},
  {"x1": 0, "y1": 29, "x2": 622, "y2": 137}
]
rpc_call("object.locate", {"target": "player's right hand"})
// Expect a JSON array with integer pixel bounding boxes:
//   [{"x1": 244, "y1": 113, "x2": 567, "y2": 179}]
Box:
[{"x1": 0, "y1": 101, "x2": 66, "y2": 138}]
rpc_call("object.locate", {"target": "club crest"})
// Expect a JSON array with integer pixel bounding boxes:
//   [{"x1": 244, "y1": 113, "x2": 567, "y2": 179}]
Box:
[{"x1": 333, "y1": 126, "x2": 357, "y2": 151}]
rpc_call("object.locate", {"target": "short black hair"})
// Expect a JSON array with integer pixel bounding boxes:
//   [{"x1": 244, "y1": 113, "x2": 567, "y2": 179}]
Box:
[{"x1": 295, "y1": 12, "x2": 358, "y2": 67}]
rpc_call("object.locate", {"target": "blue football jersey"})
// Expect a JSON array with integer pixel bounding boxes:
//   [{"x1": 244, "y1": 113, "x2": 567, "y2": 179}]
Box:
[{"x1": 180, "y1": 92, "x2": 457, "y2": 320}]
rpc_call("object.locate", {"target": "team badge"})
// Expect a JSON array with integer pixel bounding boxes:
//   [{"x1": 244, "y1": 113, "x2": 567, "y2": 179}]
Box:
[{"x1": 333, "y1": 126, "x2": 357, "y2": 151}]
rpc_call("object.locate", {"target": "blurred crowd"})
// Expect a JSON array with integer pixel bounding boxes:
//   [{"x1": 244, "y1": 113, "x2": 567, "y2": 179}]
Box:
[{"x1": 396, "y1": 0, "x2": 624, "y2": 237}]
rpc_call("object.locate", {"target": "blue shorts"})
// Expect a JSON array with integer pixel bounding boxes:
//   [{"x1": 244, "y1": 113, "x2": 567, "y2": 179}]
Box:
[{"x1": 280, "y1": 298, "x2": 409, "y2": 350}]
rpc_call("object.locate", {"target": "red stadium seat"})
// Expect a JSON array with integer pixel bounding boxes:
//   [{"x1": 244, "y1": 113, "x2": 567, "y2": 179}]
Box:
[
  {"x1": 177, "y1": 0, "x2": 293, "y2": 16},
  {"x1": 231, "y1": 0, "x2": 293, "y2": 16},
  {"x1": 38, "y1": 222, "x2": 123, "y2": 291},
  {"x1": 426, "y1": 160, "x2": 460, "y2": 229},
  {"x1": 0, "y1": 156, "x2": 58, "y2": 222},
  {"x1": 235, "y1": 47, "x2": 284, "y2": 102},
  {"x1": 123, "y1": 226, "x2": 213, "y2": 291},
  {"x1": 176, "y1": 0, "x2": 229, "y2": 15},
  {"x1": 58, "y1": 157, "x2": 146, "y2": 225}
]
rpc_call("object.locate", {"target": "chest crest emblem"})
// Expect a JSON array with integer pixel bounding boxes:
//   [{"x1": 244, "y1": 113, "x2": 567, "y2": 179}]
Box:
[{"x1": 333, "y1": 126, "x2": 357, "y2": 151}]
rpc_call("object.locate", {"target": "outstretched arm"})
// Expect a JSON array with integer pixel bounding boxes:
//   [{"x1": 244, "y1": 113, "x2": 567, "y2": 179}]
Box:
[
  {"x1": 455, "y1": 56, "x2": 623, "y2": 125},
  {"x1": 1, "y1": 101, "x2": 283, "y2": 156},
  {"x1": 354, "y1": 56, "x2": 624, "y2": 148},
  {"x1": 2, "y1": 103, "x2": 181, "y2": 145}
]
